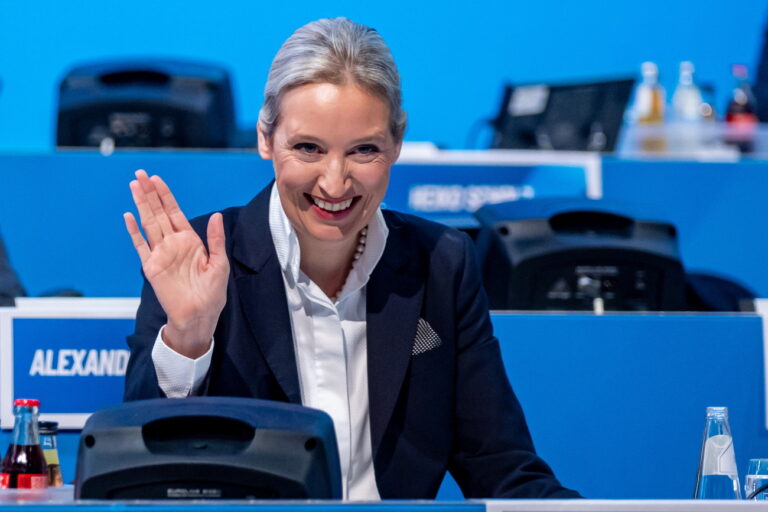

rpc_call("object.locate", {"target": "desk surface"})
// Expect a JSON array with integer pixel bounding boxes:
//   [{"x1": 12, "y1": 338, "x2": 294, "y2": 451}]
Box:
[{"x1": 0, "y1": 491, "x2": 763, "y2": 512}]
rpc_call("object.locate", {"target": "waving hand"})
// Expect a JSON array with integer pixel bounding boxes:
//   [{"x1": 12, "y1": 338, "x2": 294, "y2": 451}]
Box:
[{"x1": 124, "y1": 170, "x2": 229, "y2": 358}]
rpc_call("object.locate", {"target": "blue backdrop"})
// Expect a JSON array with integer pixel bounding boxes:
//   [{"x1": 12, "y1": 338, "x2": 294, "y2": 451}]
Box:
[{"x1": 1, "y1": 0, "x2": 767, "y2": 150}]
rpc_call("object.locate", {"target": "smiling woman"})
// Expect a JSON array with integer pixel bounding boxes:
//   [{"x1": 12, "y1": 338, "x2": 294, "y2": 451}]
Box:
[
  {"x1": 122, "y1": 17, "x2": 581, "y2": 501},
  {"x1": 258, "y1": 81, "x2": 398, "y2": 298}
]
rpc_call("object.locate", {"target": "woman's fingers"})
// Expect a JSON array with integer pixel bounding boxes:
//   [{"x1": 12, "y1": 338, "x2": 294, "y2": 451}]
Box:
[
  {"x1": 207, "y1": 212, "x2": 228, "y2": 268},
  {"x1": 123, "y1": 212, "x2": 151, "y2": 265},
  {"x1": 129, "y1": 179, "x2": 164, "y2": 249},
  {"x1": 151, "y1": 174, "x2": 193, "y2": 232},
  {"x1": 129, "y1": 169, "x2": 194, "y2": 250},
  {"x1": 135, "y1": 170, "x2": 174, "y2": 237}
]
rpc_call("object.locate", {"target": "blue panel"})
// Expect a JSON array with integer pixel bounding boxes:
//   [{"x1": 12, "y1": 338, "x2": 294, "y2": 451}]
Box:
[
  {"x1": 602, "y1": 158, "x2": 768, "y2": 296},
  {"x1": 0, "y1": 152, "x2": 273, "y2": 297},
  {"x1": 492, "y1": 313, "x2": 767, "y2": 499},
  {"x1": 0, "y1": 154, "x2": 587, "y2": 297}
]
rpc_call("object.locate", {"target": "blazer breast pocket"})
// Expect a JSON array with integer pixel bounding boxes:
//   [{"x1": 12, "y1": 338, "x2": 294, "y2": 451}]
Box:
[
  {"x1": 409, "y1": 318, "x2": 451, "y2": 382},
  {"x1": 412, "y1": 318, "x2": 442, "y2": 355}
]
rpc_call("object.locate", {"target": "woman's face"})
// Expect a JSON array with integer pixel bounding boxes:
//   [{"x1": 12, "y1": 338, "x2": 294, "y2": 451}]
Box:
[{"x1": 258, "y1": 82, "x2": 401, "y2": 247}]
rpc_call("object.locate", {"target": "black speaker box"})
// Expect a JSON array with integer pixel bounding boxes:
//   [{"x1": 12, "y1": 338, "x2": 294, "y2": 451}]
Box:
[
  {"x1": 474, "y1": 198, "x2": 686, "y2": 311},
  {"x1": 56, "y1": 59, "x2": 236, "y2": 148},
  {"x1": 74, "y1": 397, "x2": 341, "y2": 499}
]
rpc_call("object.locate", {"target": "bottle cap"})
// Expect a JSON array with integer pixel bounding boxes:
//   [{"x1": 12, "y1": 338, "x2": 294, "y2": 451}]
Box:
[
  {"x1": 706, "y1": 406, "x2": 728, "y2": 416},
  {"x1": 641, "y1": 61, "x2": 658, "y2": 77},
  {"x1": 732, "y1": 64, "x2": 749, "y2": 79},
  {"x1": 13, "y1": 398, "x2": 40, "y2": 407}
]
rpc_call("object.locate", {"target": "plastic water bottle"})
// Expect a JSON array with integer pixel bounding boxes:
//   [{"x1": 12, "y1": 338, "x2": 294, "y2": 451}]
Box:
[
  {"x1": 672, "y1": 61, "x2": 703, "y2": 122},
  {"x1": 694, "y1": 406, "x2": 741, "y2": 499},
  {"x1": 670, "y1": 61, "x2": 704, "y2": 151}
]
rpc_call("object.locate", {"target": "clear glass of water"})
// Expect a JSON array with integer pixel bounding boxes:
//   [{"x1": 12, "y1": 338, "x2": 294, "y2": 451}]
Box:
[{"x1": 745, "y1": 459, "x2": 768, "y2": 500}]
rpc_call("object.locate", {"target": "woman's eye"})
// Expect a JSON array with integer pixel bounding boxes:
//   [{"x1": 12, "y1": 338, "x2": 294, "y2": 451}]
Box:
[
  {"x1": 354, "y1": 144, "x2": 380, "y2": 155},
  {"x1": 294, "y1": 143, "x2": 320, "y2": 154}
]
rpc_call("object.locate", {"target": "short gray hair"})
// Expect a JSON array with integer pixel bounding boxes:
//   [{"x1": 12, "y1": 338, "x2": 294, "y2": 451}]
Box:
[{"x1": 258, "y1": 18, "x2": 406, "y2": 140}]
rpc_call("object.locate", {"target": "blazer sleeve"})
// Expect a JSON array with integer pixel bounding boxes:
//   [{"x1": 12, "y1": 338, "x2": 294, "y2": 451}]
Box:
[
  {"x1": 447, "y1": 233, "x2": 582, "y2": 498},
  {"x1": 123, "y1": 275, "x2": 169, "y2": 401}
]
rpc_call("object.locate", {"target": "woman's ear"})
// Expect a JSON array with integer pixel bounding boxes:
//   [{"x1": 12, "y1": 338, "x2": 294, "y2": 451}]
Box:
[{"x1": 257, "y1": 123, "x2": 273, "y2": 160}]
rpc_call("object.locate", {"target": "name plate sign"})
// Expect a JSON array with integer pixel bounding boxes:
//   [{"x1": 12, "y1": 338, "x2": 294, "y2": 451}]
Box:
[{"x1": 0, "y1": 298, "x2": 139, "y2": 429}]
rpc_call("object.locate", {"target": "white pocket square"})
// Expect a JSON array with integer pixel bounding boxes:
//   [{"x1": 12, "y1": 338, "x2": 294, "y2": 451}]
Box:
[{"x1": 412, "y1": 318, "x2": 442, "y2": 355}]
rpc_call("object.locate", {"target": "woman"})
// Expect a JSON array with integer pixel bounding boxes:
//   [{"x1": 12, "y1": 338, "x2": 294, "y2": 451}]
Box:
[{"x1": 124, "y1": 18, "x2": 579, "y2": 500}]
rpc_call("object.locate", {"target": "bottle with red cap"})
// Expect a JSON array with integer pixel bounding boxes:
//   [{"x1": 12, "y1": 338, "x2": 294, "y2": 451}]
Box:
[
  {"x1": 0, "y1": 399, "x2": 48, "y2": 489},
  {"x1": 724, "y1": 64, "x2": 759, "y2": 153}
]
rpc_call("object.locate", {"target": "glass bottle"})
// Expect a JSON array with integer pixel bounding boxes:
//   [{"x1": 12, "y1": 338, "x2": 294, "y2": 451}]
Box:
[
  {"x1": 694, "y1": 406, "x2": 741, "y2": 499},
  {"x1": 632, "y1": 61, "x2": 667, "y2": 152},
  {"x1": 636, "y1": 61, "x2": 666, "y2": 124},
  {"x1": 39, "y1": 421, "x2": 63, "y2": 487},
  {"x1": 0, "y1": 399, "x2": 48, "y2": 489},
  {"x1": 724, "y1": 64, "x2": 758, "y2": 153},
  {"x1": 726, "y1": 64, "x2": 758, "y2": 123}
]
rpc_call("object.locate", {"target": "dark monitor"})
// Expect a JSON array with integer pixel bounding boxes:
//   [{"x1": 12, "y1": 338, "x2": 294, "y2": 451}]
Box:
[
  {"x1": 490, "y1": 78, "x2": 635, "y2": 152},
  {"x1": 75, "y1": 397, "x2": 341, "y2": 499},
  {"x1": 56, "y1": 59, "x2": 236, "y2": 149}
]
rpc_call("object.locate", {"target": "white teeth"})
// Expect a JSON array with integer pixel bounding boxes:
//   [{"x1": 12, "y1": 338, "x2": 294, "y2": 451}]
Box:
[{"x1": 312, "y1": 197, "x2": 353, "y2": 212}]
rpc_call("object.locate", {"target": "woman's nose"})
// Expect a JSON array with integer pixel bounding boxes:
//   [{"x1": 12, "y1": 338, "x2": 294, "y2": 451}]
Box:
[{"x1": 318, "y1": 156, "x2": 349, "y2": 197}]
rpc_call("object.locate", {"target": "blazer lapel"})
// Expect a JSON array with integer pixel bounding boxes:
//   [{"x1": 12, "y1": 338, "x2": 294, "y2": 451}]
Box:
[
  {"x1": 367, "y1": 214, "x2": 424, "y2": 458},
  {"x1": 231, "y1": 186, "x2": 302, "y2": 404}
]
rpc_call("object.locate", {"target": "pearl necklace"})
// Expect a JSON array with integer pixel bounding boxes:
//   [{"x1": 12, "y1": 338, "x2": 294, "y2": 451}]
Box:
[{"x1": 332, "y1": 226, "x2": 368, "y2": 302}]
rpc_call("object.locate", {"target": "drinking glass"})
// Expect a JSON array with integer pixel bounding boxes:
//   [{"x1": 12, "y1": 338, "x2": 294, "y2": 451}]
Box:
[{"x1": 745, "y1": 459, "x2": 768, "y2": 500}]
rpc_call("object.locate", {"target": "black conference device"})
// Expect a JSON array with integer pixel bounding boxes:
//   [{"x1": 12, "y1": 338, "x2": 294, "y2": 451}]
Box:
[
  {"x1": 56, "y1": 58, "x2": 236, "y2": 149},
  {"x1": 474, "y1": 197, "x2": 687, "y2": 311},
  {"x1": 75, "y1": 397, "x2": 341, "y2": 499}
]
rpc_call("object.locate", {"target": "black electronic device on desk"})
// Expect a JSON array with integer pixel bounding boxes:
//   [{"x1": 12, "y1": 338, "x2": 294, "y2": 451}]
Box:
[
  {"x1": 474, "y1": 198, "x2": 686, "y2": 311},
  {"x1": 491, "y1": 78, "x2": 635, "y2": 152},
  {"x1": 74, "y1": 397, "x2": 341, "y2": 499},
  {"x1": 56, "y1": 58, "x2": 236, "y2": 149}
]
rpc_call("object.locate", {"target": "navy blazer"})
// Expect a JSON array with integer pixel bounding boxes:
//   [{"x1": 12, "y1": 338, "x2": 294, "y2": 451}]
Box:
[{"x1": 125, "y1": 185, "x2": 580, "y2": 499}]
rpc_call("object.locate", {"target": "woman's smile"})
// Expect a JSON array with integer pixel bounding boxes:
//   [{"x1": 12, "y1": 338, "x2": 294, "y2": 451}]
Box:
[{"x1": 306, "y1": 194, "x2": 361, "y2": 220}]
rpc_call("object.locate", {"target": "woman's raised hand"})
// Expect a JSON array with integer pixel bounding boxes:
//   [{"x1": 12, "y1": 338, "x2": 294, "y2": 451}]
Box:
[{"x1": 123, "y1": 170, "x2": 229, "y2": 358}]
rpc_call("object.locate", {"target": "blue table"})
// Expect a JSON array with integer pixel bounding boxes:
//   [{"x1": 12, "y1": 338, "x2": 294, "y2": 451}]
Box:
[{"x1": 1, "y1": 303, "x2": 764, "y2": 500}]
